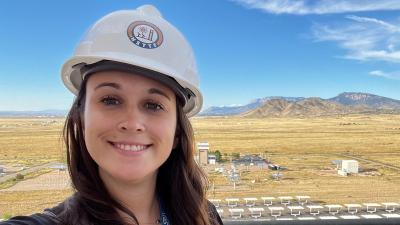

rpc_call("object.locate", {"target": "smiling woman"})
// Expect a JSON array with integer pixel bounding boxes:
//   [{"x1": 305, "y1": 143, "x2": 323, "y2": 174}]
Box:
[
  {"x1": 84, "y1": 71, "x2": 178, "y2": 186},
  {"x1": 0, "y1": 4, "x2": 222, "y2": 225}
]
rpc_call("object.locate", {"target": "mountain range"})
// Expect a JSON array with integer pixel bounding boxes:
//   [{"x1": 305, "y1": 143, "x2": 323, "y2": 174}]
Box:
[
  {"x1": 1, "y1": 92, "x2": 399, "y2": 118},
  {"x1": 0, "y1": 109, "x2": 67, "y2": 117},
  {"x1": 200, "y1": 92, "x2": 400, "y2": 117}
]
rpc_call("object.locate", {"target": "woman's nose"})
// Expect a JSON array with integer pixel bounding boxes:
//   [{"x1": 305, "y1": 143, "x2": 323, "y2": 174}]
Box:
[{"x1": 117, "y1": 109, "x2": 146, "y2": 132}]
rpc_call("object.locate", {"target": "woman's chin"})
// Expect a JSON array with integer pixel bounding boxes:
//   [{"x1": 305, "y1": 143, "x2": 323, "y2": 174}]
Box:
[{"x1": 102, "y1": 168, "x2": 158, "y2": 186}]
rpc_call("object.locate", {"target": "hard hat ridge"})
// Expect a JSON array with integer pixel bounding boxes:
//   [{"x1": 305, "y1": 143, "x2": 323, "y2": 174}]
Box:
[{"x1": 136, "y1": 4, "x2": 163, "y2": 18}]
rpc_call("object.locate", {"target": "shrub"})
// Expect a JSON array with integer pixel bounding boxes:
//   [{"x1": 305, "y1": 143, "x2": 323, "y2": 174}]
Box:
[
  {"x1": 3, "y1": 213, "x2": 13, "y2": 220},
  {"x1": 16, "y1": 173, "x2": 24, "y2": 180},
  {"x1": 231, "y1": 152, "x2": 240, "y2": 160}
]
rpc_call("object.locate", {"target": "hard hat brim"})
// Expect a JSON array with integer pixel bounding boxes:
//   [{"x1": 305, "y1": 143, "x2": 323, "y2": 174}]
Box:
[{"x1": 62, "y1": 56, "x2": 202, "y2": 117}]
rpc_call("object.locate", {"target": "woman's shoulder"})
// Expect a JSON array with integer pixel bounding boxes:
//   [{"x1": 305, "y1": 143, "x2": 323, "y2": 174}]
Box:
[
  {"x1": 206, "y1": 200, "x2": 223, "y2": 225},
  {"x1": 0, "y1": 211, "x2": 59, "y2": 225}
]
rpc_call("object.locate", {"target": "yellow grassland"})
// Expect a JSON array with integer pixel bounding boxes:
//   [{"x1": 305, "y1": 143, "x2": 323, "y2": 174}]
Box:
[
  {"x1": 0, "y1": 118, "x2": 65, "y2": 166},
  {"x1": 0, "y1": 115, "x2": 399, "y2": 217},
  {"x1": 0, "y1": 190, "x2": 73, "y2": 218},
  {"x1": 192, "y1": 115, "x2": 400, "y2": 204}
]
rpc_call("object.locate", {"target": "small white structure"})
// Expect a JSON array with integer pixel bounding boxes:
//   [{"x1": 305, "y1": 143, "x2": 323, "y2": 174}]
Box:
[
  {"x1": 344, "y1": 204, "x2": 362, "y2": 214},
  {"x1": 382, "y1": 202, "x2": 399, "y2": 212},
  {"x1": 215, "y1": 167, "x2": 224, "y2": 173},
  {"x1": 296, "y1": 196, "x2": 310, "y2": 205},
  {"x1": 261, "y1": 197, "x2": 275, "y2": 206},
  {"x1": 278, "y1": 196, "x2": 293, "y2": 205},
  {"x1": 306, "y1": 205, "x2": 324, "y2": 216},
  {"x1": 208, "y1": 154, "x2": 216, "y2": 165},
  {"x1": 0, "y1": 166, "x2": 6, "y2": 177},
  {"x1": 228, "y1": 208, "x2": 244, "y2": 219},
  {"x1": 225, "y1": 198, "x2": 240, "y2": 208},
  {"x1": 363, "y1": 203, "x2": 381, "y2": 213},
  {"x1": 209, "y1": 199, "x2": 221, "y2": 207},
  {"x1": 243, "y1": 197, "x2": 257, "y2": 207},
  {"x1": 287, "y1": 205, "x2": 304, "y2": 216},
  {"x1": 216, "y1": 208, "x2": 224, "y2": 218},
  {"x1": 325, "y1": 204, "x2": 342, "y2": 215},
  {"x1": 50, "y1": 163, "x2": 67, "y2": 171},
  {"x1": 268, "y1": 206, "x2": 284, "y2": 218},
  {"x1": 333, "y1": 160, "x2": 359, "y2": 176},
  {"x1": 339, "y1": 160, "x2": 358, "y2": 175},
  {"x1": 248, "y1": 208, "x2": 264, "y2": 218}
]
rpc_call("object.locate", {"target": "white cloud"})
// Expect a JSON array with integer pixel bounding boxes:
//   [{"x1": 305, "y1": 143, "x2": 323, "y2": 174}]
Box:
[
  {"x1": 312, "y1": 15, "x2": 400, "y2": 63},
  {"x1": 345, "y1": 15, "x2": 400, "y2": 32},
  {"x1": 232, "y1": 0, "x2": 400, "y2": 15},
  {"x1": 232, "y1": 1, "x2": 400, "y2": 63},
  {"x1": 369, "y1": 70, "x2": 400, "y2": 80},
  {"x1": 370, "y1": 70, "x2": 386, "y2": 77}
]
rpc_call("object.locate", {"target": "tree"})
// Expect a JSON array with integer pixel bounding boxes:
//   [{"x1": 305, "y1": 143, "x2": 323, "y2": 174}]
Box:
[{"x1": 214, "y1": 150, "x2": 222, "y2": 162}]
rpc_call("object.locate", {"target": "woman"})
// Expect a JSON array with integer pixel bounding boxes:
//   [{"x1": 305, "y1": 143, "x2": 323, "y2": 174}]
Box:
[{"x1": 1, "y1": 4, "x2": 222, "y2": 225}]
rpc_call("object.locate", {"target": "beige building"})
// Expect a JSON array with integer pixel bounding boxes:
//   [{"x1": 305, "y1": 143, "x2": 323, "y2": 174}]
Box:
[{"x1": 197, "y1": 142, "x2": 209, "y2": 165}]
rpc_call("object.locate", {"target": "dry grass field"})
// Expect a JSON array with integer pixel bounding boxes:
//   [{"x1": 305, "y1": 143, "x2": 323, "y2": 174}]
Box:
[
  {"x1": 0, "y1": 115, "x2": 399, "y2": 217},
  {"x1": 192, "y1": 114, "x2": 400, "y2": 204},
  {"x1": 0, "y1": 189, "x2": 73, "y2": 219},
  {"x1": 0, "y1": 118, "x2": 65, "y2": 166}
]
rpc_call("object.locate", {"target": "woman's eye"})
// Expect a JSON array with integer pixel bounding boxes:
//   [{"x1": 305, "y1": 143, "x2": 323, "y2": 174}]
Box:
[
  {"x1": 145, "y1": 102, "x2": 163, "y2": 111},
  {"x1": 100, "y1": 96, "x2": 121, "y2": 105}
]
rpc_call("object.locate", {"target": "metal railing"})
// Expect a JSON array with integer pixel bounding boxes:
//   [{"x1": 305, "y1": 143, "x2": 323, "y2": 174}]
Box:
[{"x1": 223, "y1": 218, "x2": 400, "y2": 225}]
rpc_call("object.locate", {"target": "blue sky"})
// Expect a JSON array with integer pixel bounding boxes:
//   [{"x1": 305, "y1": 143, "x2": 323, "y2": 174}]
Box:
[{"x1": 1, "y1": 0, "x2": 399, "y2": 111}]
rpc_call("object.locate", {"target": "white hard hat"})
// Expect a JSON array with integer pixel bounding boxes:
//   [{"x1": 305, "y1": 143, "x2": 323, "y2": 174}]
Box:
[{"x1": 61, "y1": 4, "x2": 202, "y2": 117}]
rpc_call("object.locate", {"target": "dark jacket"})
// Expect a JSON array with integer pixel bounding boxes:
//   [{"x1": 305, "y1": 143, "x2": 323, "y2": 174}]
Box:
[{"x1": 0, "y1": 195, "x2": 223, "y2": 225}]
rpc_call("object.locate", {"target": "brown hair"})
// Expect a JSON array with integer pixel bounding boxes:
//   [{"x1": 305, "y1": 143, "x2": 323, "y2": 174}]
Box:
[{"x1": 61, "y1": 73, "x2": 216, "y2": 225}]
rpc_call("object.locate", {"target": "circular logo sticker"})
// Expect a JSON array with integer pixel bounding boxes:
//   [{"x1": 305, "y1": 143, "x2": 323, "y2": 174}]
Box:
[{"x1": 127, "y1": 21, "x2": 163, "y2": 49}]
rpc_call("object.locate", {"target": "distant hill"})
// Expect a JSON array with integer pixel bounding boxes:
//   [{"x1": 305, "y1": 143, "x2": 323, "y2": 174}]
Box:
[
  {"x1": 0, "y1": 110, "x2": 67, "y2": 117},
  {"x1": 242, "y1": 98, "x2": 350, "y2": 118},
  {"x1": 199, "y1": 96, "x2": 304, "y2": 116},
  {"x1": 329, "y1": 92, "x2": 400, "y2": 109},
  {"x1": 201, "y1": 92, "x2": 400, "y2": 117}
]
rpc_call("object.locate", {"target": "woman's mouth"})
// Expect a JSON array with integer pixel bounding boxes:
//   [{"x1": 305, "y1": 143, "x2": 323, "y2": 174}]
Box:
[{"x1": 109, "y1": 141, "x2": 151, "y2": 152}]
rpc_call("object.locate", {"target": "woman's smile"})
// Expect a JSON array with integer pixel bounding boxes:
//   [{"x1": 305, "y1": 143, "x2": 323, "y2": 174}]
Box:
[{"x1": 108, "y1": 140, "x2": 153, "y2": 155}]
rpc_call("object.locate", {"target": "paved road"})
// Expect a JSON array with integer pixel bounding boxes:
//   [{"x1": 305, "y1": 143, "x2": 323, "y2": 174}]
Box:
[{"x1": 0, "y1": 162, "x2": 60, "y2": 183}]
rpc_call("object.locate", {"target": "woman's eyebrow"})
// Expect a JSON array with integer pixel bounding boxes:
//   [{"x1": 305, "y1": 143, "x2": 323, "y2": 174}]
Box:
[
  {"x1": 93, "y1": 84, "x2": 171, "y2": 100},
  {"x1": 148, "y1": 88, "x2": 171, "y2": 101},
  {"x1": 94, "y1": 82, "x2": 121, "y2": 90}
]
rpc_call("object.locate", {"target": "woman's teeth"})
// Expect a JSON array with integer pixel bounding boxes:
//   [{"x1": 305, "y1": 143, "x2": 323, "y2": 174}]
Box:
[{"x1": 115, "y1": 143, "x2": 148, "y2": 151}]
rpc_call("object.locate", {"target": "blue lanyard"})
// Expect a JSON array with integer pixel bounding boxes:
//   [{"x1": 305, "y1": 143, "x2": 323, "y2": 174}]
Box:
[{"x1": 158, "y1": 197, "x2": 170, "y2": 225}]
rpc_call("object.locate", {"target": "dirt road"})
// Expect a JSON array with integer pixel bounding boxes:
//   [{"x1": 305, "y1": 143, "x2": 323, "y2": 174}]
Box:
[{"x1": 0, "y1": 162, "x2": 60, "y2": 183}]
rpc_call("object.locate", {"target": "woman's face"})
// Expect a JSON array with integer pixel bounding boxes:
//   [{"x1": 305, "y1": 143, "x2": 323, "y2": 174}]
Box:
[{"x1": 83, "y1": 70, "x2": 177, "y2": 184}]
